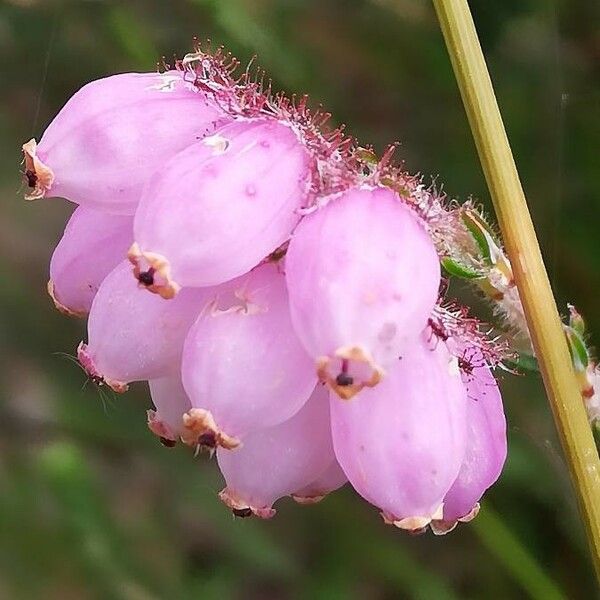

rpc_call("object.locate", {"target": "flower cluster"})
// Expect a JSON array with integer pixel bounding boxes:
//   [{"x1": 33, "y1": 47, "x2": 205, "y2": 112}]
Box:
[{"x1": 22, "y1": 46, "x2": 508, "y2": 534}]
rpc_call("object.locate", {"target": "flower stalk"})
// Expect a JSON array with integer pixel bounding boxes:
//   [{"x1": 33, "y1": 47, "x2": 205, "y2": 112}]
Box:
[{"x1": 431, "y1": 0, "x2": 600, "y2": 576}]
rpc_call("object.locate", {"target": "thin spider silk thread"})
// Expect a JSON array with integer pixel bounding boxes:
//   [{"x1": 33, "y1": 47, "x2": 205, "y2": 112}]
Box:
[{"x1": 31, "y1": 5, "x2": 62, "y2": 137}]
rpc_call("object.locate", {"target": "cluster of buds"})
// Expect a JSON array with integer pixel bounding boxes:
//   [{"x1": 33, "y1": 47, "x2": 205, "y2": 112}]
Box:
[
  {"x1": 22, "y1": 45, "x2": 509, "y2": 533},
  {"x1": 442, "y1": 200, "x2": 599, "y2": 442}
]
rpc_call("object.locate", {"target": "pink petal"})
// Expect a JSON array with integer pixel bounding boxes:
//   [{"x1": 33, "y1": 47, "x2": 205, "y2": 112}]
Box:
[
  {"x1": 292, "y1": 459, "x2": 347, "y2": 504},
  {"x1": 147, "y1": 375, "x2": 192, "y2": 445},
  {"x1": 286, "y1": 185, "x2": 440, "y2": 399},
  {"x1": 432, "y1": 345, "x2": 507, "y2": 534},
  {"x1": 330, "y1": 332, "x2": 467, "y2": 532},
  {"x1": 130, "y1": 118, "x2": 314, "y2": 296},
  {"x1": 48, "y1": 206, "x2": 132, "y2": 316},
  {"x1": 23, "y1": 71, "x2": 230, "y2": 213},
  {"x1": 181, "y1": 263, "x2": 316, "y2": 450},
  {"x1": 217, "y1": 383, "x2": 333, "y2": 518},
  {"x1": 77, "y1": 260, "x2": 216, "y2": 391}
]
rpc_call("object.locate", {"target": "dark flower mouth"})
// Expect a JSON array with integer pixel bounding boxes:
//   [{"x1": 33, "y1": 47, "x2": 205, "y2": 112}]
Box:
[
  {"x1": 197, "y1": 432, "x2": 217, "y2": 449},
  {"x1": 137, "y1": 268, "x2": 155, "y2": 286},
  {"x1": 318, "y1": 349, "x2": 383, "y2": 400},
  {"x1": 25, "y1": 169, "x2": 38, "y2": 188},
  {"x1": 22, "y1": 139, "x2": 55, "y2": 200},
  {"x1": 128, "y1": 243, "x2": 181, "y2": 299},
  {"x1": 181, "y1": 408, "x2": 241, "y2": 450},
  {"x1": 335, "y1": 358, "x2": 354, "y2": 386},
  {"x1": 231, "y1": 507, "x2": 253, "y2": 518},
  {"x1": 335, "y1": 372, "x2": 354, "y2": 387}
]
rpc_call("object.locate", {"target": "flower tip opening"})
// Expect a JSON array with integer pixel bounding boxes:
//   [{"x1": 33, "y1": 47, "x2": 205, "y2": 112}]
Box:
[
  {"x1": 181, "y1": 408, "x2": 241, "y2": 450},
  {"x1": 430, "y1": 502, "x2": 480, "y2": 536},
  {"x1": 147, "y1": 409, "x2": 178, "y2": 446},
  {"x1": 47, "y1": 279, "x2": 87, "y2": 318},
  {"x1": 291, "y1": 493, "x2": 327, "y2": 505},
  {"x1": 76, "y1": 341, "x2": 128, "y2": 393},
  {"x1": 218, "y1": 487, "x2": 276, "y2": 519},
  {"x1": 128, "y1": 243, "x2": 181, "y2": 299},
  {"x1": 381, "y1": 503, "x2": 445, "y2": 534},
  {"x1": 318, "y1": 347, "x2": 383, "y2": 400},
  {"x1": 22, "y1": 139, "x2": 54, "y2": 201}
]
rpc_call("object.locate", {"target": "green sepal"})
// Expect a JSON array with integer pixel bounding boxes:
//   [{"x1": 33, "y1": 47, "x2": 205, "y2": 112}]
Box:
[
  {"x1": 461, "y1": 209, "x2": 498, "y2": 265},
  {"x1": 441, "y1": 256, "x2": 484, "y2": 280},
  {"x1": 564, "y1": 325, "x2": 589, "y2": 372}
]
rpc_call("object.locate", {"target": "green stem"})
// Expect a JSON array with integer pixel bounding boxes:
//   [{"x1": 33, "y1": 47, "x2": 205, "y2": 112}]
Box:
[
  {"x1": 473, "y1": 504, "x2": 565, "y2": 600},
  {"x1": 431, "y1": 0, "x2": 600, "y2": 578}
]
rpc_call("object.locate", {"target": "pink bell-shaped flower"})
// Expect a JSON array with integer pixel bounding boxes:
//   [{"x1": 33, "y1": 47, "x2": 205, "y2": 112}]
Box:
[
  {"x1": 431, "y1": 345, "x2": 507, "y2": 534},
  {"x1": 129, "y1": 118, "x2": 314, "y2": 298},
  {"x1": 77, "y1": 260, "x2": 213, "y2": 392},
  {"x1": 23, "y1": 71, "x2": 229, "y2": 214},
  {"x1": 147, "y1": 375, "x2": 192, "y2": 447},
  {"x1": 286, "y1": 185, "x2": 440, "y2": 399},
  {"x1": 48, "y1": 206, "x2": 132, "y2": 317},
  {"x1": 292, "y1": 459, "x2": 347, "y2": 504},
  {"x1": 180, "y1": 263, "x2": 316, "y2": 450},
  {"x1": 330, "y1": 332, "x2": 467, "y2": 532},
  {"x1": 217, "y1": 383, "x2": 334, "y2": 518}
]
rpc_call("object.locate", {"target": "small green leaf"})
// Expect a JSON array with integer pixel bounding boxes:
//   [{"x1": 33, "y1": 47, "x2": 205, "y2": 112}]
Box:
[
  {"x1": 564, "y1": 325, "x2": 589, "y2": 371},
  {"x1": 461, "y1": 209, "x2": 500, "y2": 265},
  {"x1": 441, "y1": 256, "x2": 484, "y2": 279}
]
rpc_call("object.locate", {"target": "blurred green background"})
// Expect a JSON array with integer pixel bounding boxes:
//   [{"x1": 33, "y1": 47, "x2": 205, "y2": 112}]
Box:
[{"x1": 0, "y1": 0, "x2": 598, "y2": 598}]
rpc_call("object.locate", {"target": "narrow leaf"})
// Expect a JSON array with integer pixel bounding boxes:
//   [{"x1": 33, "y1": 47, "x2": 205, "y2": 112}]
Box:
[{"x1": 441, "y1": 256, "x2": 484, "y2": 279}]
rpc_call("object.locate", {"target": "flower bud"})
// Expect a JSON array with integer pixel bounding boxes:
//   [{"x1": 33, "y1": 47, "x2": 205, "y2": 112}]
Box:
[
  {"x1": 330, "y1": 333, "x2": 467, "y2": 532},
  {"x1": 23, "y1": 71, "x2": 229, "y2": 214},
  {"x1": 48, "y1": 206, "x2": 132, "y2": 317},
  {"x1": 286, "y1": 186, "x2": 440, "y2": 399},
  {"x1": 217, "y1": 383, "x2": 333, "y2": 518},
  {"x1": 431, "y1": 347, "x2": 507, "y2": 534},
  {"x1": 567, "y1": 303, "x2": 586, "y2": 337},
  {"x1": 77, "y1": 260, "x2": 213, "y2": 392},
  {"x1": 180, "y1": 263, "x2": 316, "y2": 450},
  {"x1": 130, "y1": 118, "x2": 314, "y2": 297},
  {"x1": 147, "y1": 375, "x2": 192, "y2": 446}
]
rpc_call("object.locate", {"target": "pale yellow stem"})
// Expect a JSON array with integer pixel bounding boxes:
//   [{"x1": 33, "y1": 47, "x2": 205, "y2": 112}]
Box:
[{"x1": 431, "y1": 0, "x2": 600, "y2": 577}]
